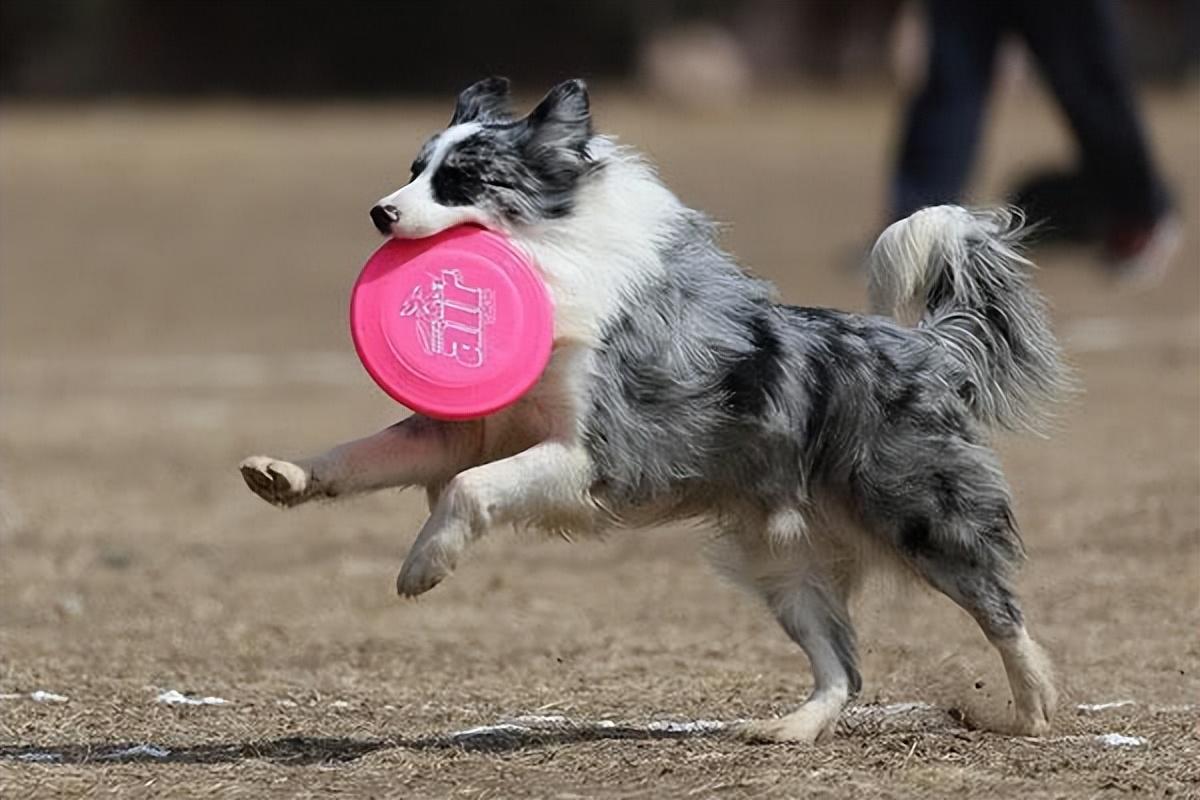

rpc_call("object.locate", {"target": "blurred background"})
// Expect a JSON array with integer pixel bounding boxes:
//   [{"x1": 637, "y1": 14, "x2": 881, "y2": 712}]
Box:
[
  {"x1": 2, "y1": 0, "x2": 1198, "y2": 98},
  {"x1": 0, "y1": 3, "x2": 1197, "y2": 795}
]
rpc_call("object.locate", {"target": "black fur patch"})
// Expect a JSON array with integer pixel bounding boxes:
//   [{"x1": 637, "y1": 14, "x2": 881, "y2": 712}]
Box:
[
  {"x1": 450, "y1": 76, "x2": 513, "y2": 125},
  {"x1": 899, "y1": 516, "x2": 933, "y2": 556},
  {"x1": 802, "y1": 353, "x2": 834, "y2": 457},
  {"x1": 431, "y1": 163, "x2": 484, "y2": 207},
  {"x1": 721, "y1": 312, "x2": 782, "y2": 415},
  {"x1": 880, "y1": 380, "x2": 921, "y2": 421},
  {"x1": 931, "y1": 470, "x2": 965, "y2": 515}
]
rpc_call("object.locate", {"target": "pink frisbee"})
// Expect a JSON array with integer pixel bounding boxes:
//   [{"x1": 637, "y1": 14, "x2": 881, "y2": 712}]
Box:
[{"x1": 350, "y1": 225, "x2": 554, "y2": 420}]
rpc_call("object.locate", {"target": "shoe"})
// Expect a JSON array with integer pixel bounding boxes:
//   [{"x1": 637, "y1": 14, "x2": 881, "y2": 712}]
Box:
[{"x1": 1104, "y1": 213, "x2": 1183, "y2": 287}]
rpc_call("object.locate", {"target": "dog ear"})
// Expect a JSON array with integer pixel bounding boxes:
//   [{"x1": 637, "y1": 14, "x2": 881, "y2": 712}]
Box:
[
  {"x1": 523, "y1": 79, "x2": 592, "y2": 153},
  {"x1": 450, "y1": 76, "x2": 513, "y2": 125}
]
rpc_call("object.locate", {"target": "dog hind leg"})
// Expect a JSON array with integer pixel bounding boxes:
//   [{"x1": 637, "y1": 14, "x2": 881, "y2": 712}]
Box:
[
  {"x1": 860, "y1": 435, "x2": 1056, "y2": 736},
  {"x1": 727, "y1": 533, "x2": 862, "y2": 744},
  {"x1": 905, "y1": 542, "x2": 1056, "y2": 736}
]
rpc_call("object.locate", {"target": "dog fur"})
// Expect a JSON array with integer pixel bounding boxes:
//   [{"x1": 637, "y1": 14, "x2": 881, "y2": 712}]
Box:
[{"x1": 241, "y1": 77, "x2": 1067, "y2": 743}]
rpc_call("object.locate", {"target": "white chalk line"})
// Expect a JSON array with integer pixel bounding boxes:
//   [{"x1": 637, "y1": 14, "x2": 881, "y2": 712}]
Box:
[
  {"x1": 155, "y1": 689, "x2": 229, "y2": 706},
  {"x1": 0, "y1": 691, "x2": 68, "y2": 704},
  {"x1": 349, "y1": 699, "x2": 1182, "y2": 747},
  {"x1": 0, "y1": 703, "x2": 958, "y2": 765},
  {"x1": 1093, "y1": 733, "x2": 1147, "y2": 748},
  {"x1": 4, "y1": 692, "x2": 1191, "y2": 717},
  {"x1": 451, "y1": 714, "x2": 740, "y2": 741},
  {"x1": 3, "y1": 696, "x2": 1189, "y2": 764},
  {"x1": 1076, "y1": 700, "x2": 1136, "y2": 712},
  {"x1": 1021, "y1": 733, "x2": 1149, "y2": 748},
  {"x1": 99, "y1": 744, "x2": 172, "y2": 761}
]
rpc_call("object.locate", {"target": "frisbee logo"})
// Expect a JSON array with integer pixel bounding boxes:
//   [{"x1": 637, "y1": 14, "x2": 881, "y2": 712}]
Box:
[
  {"x1": 399, "y1": 269, "x2": 496, "y2": 368},
  {"x1": 352, "y1": 226, "x2": 552, "y2": 418}
]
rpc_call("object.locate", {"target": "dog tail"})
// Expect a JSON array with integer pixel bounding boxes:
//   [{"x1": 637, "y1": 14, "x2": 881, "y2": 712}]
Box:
[{"x1": 867, "y1": 205, "x2": 1067, "y2": 432}]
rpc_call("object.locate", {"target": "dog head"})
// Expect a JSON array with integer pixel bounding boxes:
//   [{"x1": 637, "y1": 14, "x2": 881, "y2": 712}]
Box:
[{"x1": 370, "y1": 77, "x2": 597, "y2": 239}]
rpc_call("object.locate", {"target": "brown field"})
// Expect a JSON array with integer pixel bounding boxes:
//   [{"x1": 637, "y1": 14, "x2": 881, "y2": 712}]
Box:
[{"x1": 1, "y1": 86, "x2": 1197, "y2": 798}]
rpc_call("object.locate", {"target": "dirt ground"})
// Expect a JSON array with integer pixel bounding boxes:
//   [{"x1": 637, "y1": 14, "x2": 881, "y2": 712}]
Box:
[{"x1": 1, "y1": 85, "x2": 1197, "y2": 798}]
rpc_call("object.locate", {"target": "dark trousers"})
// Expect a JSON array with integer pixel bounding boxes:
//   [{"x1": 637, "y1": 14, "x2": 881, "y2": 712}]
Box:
[{"x1": 891, "y1": 0, "x2": 1169, "y2": 224}]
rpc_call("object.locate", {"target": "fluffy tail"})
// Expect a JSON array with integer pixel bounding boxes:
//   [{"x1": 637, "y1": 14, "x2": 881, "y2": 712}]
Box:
[{"x1": 867, "y1": 205, "x2": 1067, "y2": 432}]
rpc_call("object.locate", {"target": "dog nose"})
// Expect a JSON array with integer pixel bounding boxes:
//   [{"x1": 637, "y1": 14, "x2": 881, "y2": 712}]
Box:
[{"x1": 370, "y1": 204, "x2": 399, "y2": 234}]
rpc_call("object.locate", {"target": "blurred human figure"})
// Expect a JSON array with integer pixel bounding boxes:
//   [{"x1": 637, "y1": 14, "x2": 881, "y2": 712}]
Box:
[
  {"x1": 639, "y1": 22, "x2": 753, "y2": 109},
  {"x1": 891, "y1": 0, "x2": 1181, "y2": 281}
]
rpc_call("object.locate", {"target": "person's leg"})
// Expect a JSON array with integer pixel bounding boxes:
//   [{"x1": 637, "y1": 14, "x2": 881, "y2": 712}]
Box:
[
  {"x1": 890, "y1": 0, "x2": 1004, "y2": 220},
  {"x1": 1013, "y1": 0, "x2": 1178, "y2": 278}
]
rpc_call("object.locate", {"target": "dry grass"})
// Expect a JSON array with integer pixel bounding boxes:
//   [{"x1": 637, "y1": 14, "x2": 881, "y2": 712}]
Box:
[{"x1": 1, "y1": 86, "x2": 1197, "y2": 797}]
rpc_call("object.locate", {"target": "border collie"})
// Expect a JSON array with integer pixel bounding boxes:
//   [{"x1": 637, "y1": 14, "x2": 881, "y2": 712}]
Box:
[{"x1": 241, "y1": 78, "x2": 1066, "y2": 743}]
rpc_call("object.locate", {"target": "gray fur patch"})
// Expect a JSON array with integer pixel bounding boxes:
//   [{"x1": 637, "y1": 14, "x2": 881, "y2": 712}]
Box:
[{"x1": 581, "y1": 206, "x2": 1060, "y2": 603}]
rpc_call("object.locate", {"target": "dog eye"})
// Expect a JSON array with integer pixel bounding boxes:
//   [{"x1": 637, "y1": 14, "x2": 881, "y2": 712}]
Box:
[{"x1": 410, "y1": 159, "x2": 427, "y2": 180}]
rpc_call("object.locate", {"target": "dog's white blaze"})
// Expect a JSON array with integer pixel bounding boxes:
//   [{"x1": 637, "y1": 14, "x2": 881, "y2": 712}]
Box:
[{"x1": 376, "y1": 123, "x2": 488, "y2": 238}]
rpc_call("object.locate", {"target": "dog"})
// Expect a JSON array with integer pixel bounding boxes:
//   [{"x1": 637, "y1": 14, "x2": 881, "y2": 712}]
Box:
[{"x1": 241, "y1": 77, "x2": 1066, "y2": 743}]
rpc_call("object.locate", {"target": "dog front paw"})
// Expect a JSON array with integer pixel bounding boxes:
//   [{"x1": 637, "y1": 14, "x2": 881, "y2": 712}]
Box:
[
  {"x1": 239, "y1": 456, "x2": 313, "y2": 507},
  {"x1": 395, "y1": 543, "x2": 455, "y2": 597}
]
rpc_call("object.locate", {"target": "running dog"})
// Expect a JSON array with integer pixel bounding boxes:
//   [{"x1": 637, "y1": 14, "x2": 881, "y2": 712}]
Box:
[{"x1": 241, "y1": 77, "x2": 1066, "y2": 743}]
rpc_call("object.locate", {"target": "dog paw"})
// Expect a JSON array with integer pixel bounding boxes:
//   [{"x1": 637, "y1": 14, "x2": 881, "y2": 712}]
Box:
[
  {"x1": 1002, "y1": 634, "x2": 1057, "y2": 737},
  {"x1": 395, "y1": 543, "x2": 456, "y2": 597},
  {"x1": 239, "y1": 456, "x2": 312, "y2": 507},
  {"x1": 1012, "y1": 692, "x2": 1054, "y2": 737},
  {"x1": 733, "y1": 719, "x2": 827, "y2": 745},
  {"x1": 733, "y1": 703, "x2": 841, "y2": 744},
  {"x1": 1013, "y1": 714, "x2": 1051, "y2": 737}
]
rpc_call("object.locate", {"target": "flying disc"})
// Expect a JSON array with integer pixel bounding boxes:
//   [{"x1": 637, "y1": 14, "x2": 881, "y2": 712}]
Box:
[{"x1": 350, "y1": 225, "x2": 554, "y2": 420}]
